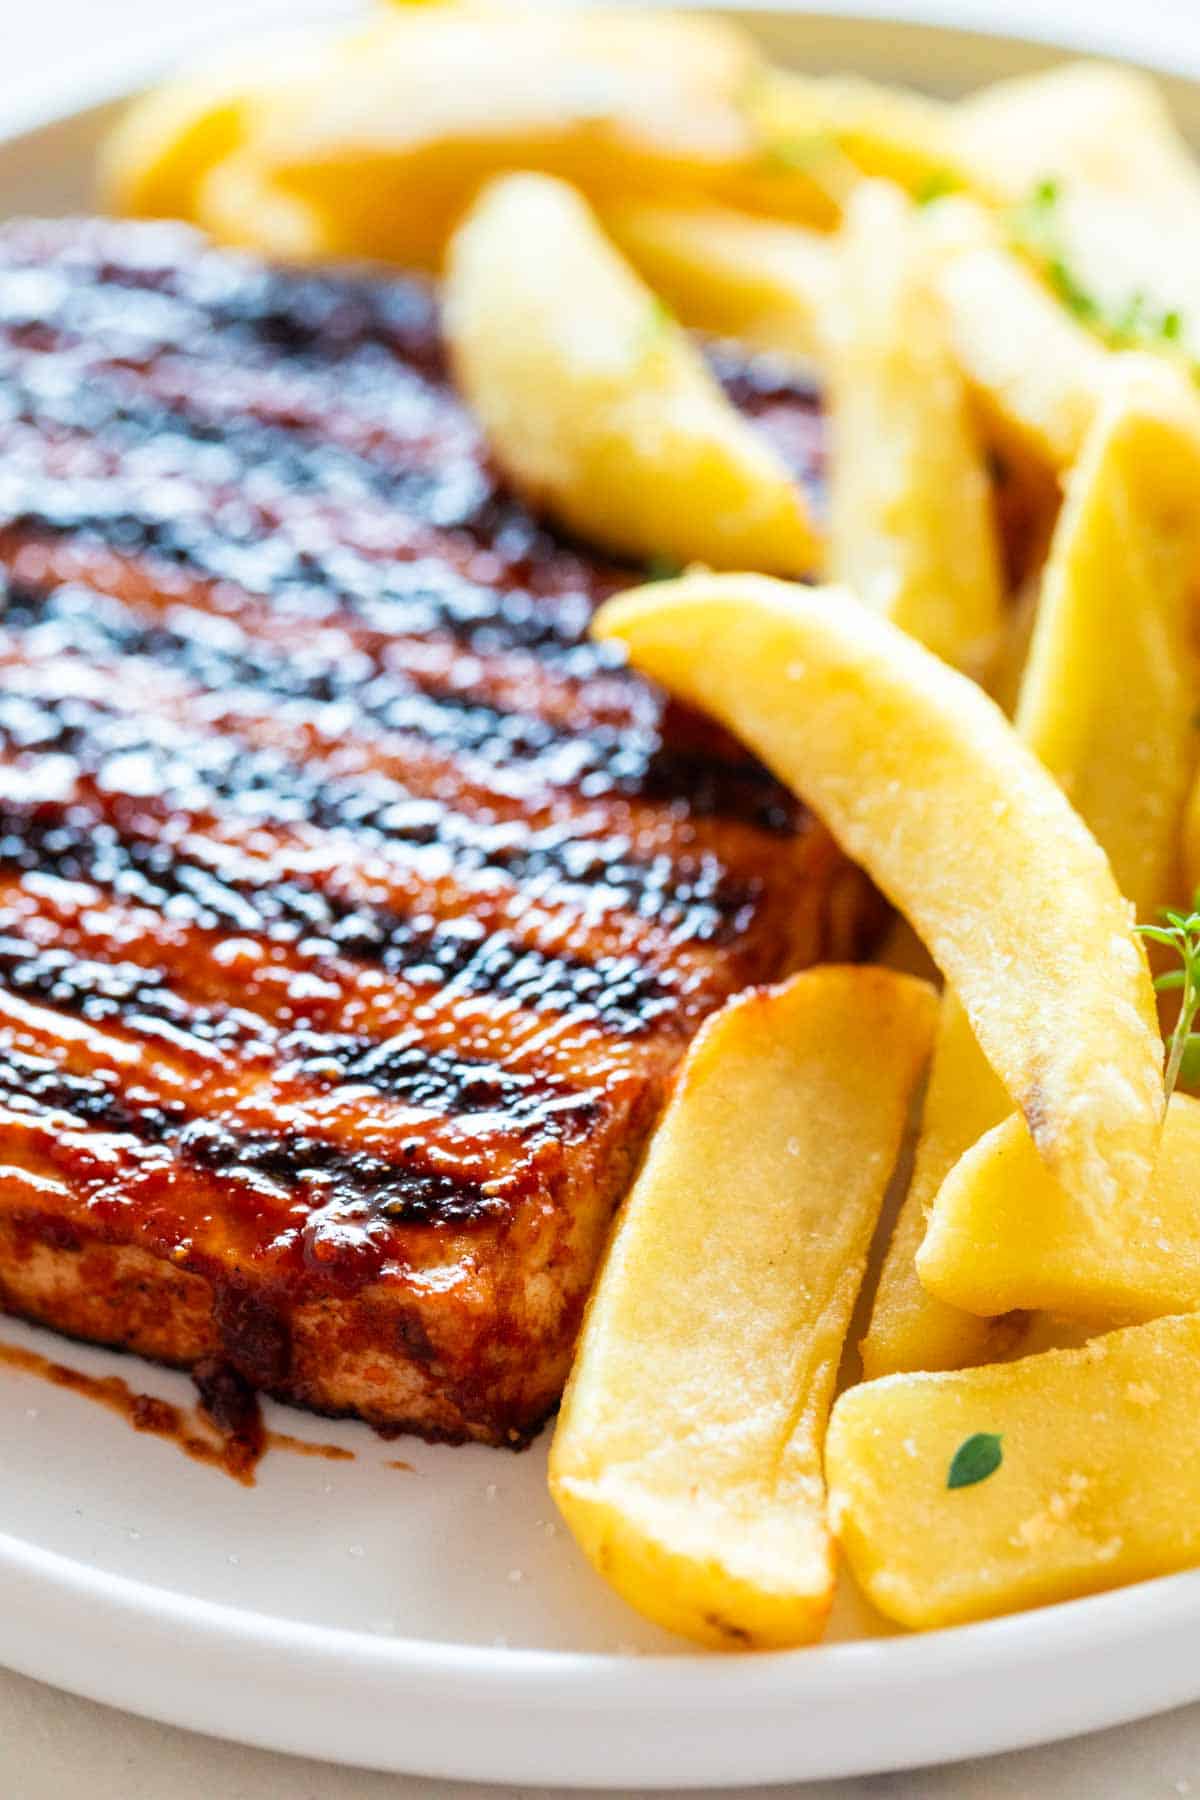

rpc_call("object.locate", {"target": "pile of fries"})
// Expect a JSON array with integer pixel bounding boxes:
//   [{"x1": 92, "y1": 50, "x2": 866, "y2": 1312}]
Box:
[{"x1": 105, "y1": 0, "x2": 1200, "y2": 1646}]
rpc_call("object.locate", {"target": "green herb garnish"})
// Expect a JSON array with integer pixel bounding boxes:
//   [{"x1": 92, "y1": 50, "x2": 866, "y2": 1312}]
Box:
[
  {"x1": 915, "y1": 168, "x2": 961, "y2": 207},
  {"x1": 947, "y1": 1432, "x2": 1003, "y2": 1490},
  {"x1": 754, "y1": 130, "x2": 860, "y2": 209},
  {"x1": 1011, "y1": 175, "x2": 1192, "y2": 360},
  {"x1": 1136, "y1": 897, "x2": 1200, "y2": 1099},
  {"x1": 758, "y1": 131, "x2": 839, "y2": 174},
  {"x1": 644, "y1": 554, "x2": 685, "y2": 582}
]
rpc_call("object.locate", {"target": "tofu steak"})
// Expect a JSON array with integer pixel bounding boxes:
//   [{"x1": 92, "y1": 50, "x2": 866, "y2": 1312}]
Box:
[{"x1": 0, "y1": 220, "x2": 873, "y2": 1444}]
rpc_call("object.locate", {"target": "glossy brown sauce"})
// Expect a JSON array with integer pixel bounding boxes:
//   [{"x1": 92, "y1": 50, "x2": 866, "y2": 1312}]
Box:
[
  {"x1": 0, "y1": 218, "x2": 876, "y2": 1443},
  {"x1": 0, "y1": 219, "x2": 828, "y2": 1307},
  {"x1": 0, "y1": 1338, "x2": 354, "y2": 1482},
  {"x1": 268, "y1": 1428, "x2": 355, "y2": 1463}
]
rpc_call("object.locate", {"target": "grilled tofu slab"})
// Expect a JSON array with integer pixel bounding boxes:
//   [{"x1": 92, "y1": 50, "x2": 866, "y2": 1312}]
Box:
[{"x1": 0, "y1": 219, "x2": 874, "y2": 1444}]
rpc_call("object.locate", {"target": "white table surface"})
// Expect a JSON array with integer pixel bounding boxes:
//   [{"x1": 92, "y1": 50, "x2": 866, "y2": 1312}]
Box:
[{"x1": 5, "y1": 1, "x2": 1200, "y2": 1795}]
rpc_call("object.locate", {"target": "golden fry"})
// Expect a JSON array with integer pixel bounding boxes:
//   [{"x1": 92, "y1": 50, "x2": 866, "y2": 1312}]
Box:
[
  {"x1": 828, "y1": 1312, "x2": 1200, "y2": 1629},
  {"x1": 1014, "y1": 354, "x2": 1200, "y2": 922},
  {"x1": 445, "y1": 175, "x2": 820, "y2": 573},
  {"x1": 919, "y1": 1096, "x2": 1200, "y2": 1322},
  {"x1": 603, "y1": 202, "x2": 831, "y2": 363},
  {"x1": 829, "y1": 181, "x2": 1003, "y2": 674},
  {"x1": 551, "y1": 968, "x2": 935, "y2": 1649},
  {"x1": 595, "y1": 572, "x2": 1163, "y2": 1223},
  {"x1": 860, "y1": 991, "x2": 1018, "y2": 1378}
]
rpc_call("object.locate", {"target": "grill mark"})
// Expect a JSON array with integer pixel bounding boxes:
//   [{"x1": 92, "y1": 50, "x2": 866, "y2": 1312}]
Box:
[
  {"x1": 0, "y1": 577, "x2": 800, "y2": 838},
  {"x1": 0, "y1": 508, "x2": 607, "y2": 660},
  {"x1": 175, "y1": 1120, "x2": 495, "y2": 1226},
  {"x1": 0, "y1": 218, "x2": 449, "y2": 376},
  {"x1": 0, "y1": 871, "x2": 684, "y2": 1148},
  {"x1": 0, "y1": 657, "x2": 766, "y2": 946},
  {"x1": 0, "y1": 932, "x2": 265, "y2": 1062},
  {"x1": 0, "y1": 595, "x2": 633, "y2": 784},
  {"x1": 0, "y1": 968, "x2": 634, "y2": 1294},
  {"x1": 0, "y1": 1081, "x2": 496, "y2": 1229},
  {"x1": 0, "y1": 1042, "x2": 179, "y2": 1134},
  {"x1": 0, "y1": 804, "x2": 679, "y2": 1032},
  {"x1": 0, "y1": 567, "x2": 632, "y2": 733},
  {"x1": 0, "y1": 300, "x2": 619, "y2": 620},
  {"x1": 0, "y1": 367, "x2": 501, "y2": 548},
  {"x1": 0, "y1": 930, "x2": 601, "y2": 1122},
  {"x1": 0, "y1": 945, "x2": 614, "y2": 1232},
  {"x1": 0, "y1": 219, "x2": 836, "y2": 1263}
]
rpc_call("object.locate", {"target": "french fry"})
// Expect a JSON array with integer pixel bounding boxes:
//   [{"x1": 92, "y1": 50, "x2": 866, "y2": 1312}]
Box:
[
  {"x1": 1183, "y1": 769, "x2": 1200, "y2": 898},
  {"x1": 593, "y1": 572, "x2": 1164, "y2": 1221},
  {"x1": 444, "y1": 174, "x2": 821, "y2": 574},
  {"x1": 97, "y1": 30, "x2": 330, "y2": 222},
  {"x1": 934, "y1": 239, "x2": 1107, "y2": 473},
  {"x1": 871, "y1": 356, "x2": 1200, "y2": 1361},
  {"x1": 859, "y1": 991, "x2": 1019, "y2": 1378},
  {"x1": 603, "y1": 202, "x2": 831, "y2": 363},
  {"x1": 550, "y1": 967, "x2": 936, "y2": 1649},
  {"x1": 251, "y1": 7, "x2": 843, "y2": 268},
  {"x1": 107, "y1": 9, "x2": 984, "y2": 271},
  {"x1": 1013, "y1": 355, "x2": 1200, "y2": 923},
  {"x1": 828, "y1": 182, "x2": 1004, "y2": 674},
  {"x1": 753, "y1": 70, "x2": 968, "y2": 201},
  {"x1": 956, "y1": 64, "x2": 1200, "y2": 372},
  {"x1": 919, "y1": 1097, "x2": 1200, "y2": 1322},
  {"x1": 827, "y1": 1312, "x2": 1200, "y2": 1630},
  {"x1": 196, "y1": 150, "x2": 334, "y2": 260},
  {"x1": 954, "y1": 62, "x2": 1200, "y2": 209}
]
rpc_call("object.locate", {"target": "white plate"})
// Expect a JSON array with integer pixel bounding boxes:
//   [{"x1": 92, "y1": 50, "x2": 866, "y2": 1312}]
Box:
[{"x1": 3, "y1": 8, "x2": 1200, "y2": 1789}]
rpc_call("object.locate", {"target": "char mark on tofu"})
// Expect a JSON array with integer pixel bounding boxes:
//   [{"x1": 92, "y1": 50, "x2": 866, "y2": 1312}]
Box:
[{"x1": 0, "y1": 218, "x2": 874, "y2": 1444}]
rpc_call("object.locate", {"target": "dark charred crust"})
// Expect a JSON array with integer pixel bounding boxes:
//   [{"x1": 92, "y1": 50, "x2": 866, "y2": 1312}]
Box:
[
  {"x1": 191, "y1": 1354, "x2": 264, "y2": 1446},
  {"x1": 180, "y1": 1120, "x2": 498, "y2": 1228},
  {"x1": 0, "y1": 219, "x2": 872, "y2": 1443},
  {"x1": 0, "y1": 811, "x2": 681, "y2": 1029},
  {"x1": 0, "y1": 578, "x2": 801, "y2": 839},
  {"x1": 210, "y1": 1280, "x2": 292, "y2": 1390}
]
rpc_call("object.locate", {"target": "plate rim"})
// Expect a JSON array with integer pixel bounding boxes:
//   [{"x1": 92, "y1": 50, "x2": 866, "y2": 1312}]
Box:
[{"x1": 3, "y1": 5, "x2": 1200, "y2": 1786}]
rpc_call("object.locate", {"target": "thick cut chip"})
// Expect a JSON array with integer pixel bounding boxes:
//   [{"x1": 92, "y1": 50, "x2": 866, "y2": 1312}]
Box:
[
  {"x1": 919, "y1": 1097, "x2": 1200, "y2": 1322},
  {"x1": 934, "y1": 238, "x2": 1107, "y2": 473},
  {"x1": 445, "y1": 174, "x2": 820, "y2": 573},
  {"x1": 98, "y1": 28, "x2": 344, "y2": 224},
  {"x1": 250, "y1": 6, "x2": 843, "y2": 267},
  {"x1": 594, "y1": 572, "x2": 1164, "y2": 1220},
  {"x1": 550, "y1": 967, "x2": 935, "y2": 1649},
  {"x1": 754, "y1": 70, "x2": 968, "y2": 201},
  {"x1": 603, "y1": 202, "x2": 831, "y2": 363},
  {"x1": 828, "y1": 182, "x2": 1003, "y2": 674},
  {"x1": 828, "y1": 1312, "x2": 1200, "y2": 1629},
  {"x1": 956, "y1": 64, "x2": 1200, "y2": 371},
  {"x1": 100, "y1": 64, "x2": 250, "y2": 222},
  {"x1": 954, "y1": 62, "x2": 1200, "y2": 209},
  {"x1": 912, "y1": 359, "x2": 1200, "y2": 1327},
  {"x1": 1013, "y1": 354, "x2": 1200, "y2": 923},
  {"x1": 870, "y1": 359, "x2": 1200, "y2": 1363},
  {"x1": 1183, "y1": 770, "x2": 1200, "y2": 898},
  {"x1": 196, "y1": 150, "x2": 333, "y2": 260},
  {"x1": 860, "y1": 991, "x2": 1020, "y2": 1377}
]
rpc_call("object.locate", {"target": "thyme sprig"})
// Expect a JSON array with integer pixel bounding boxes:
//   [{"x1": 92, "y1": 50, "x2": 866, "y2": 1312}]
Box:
[{"x1": 1136, "y1": 899, "x2": 1200, "y2": 1099}]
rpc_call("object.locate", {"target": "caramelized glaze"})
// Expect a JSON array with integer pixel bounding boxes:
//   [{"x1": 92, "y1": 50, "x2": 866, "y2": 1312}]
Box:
[{"x1": 0, "y1": 219, "x2": 869, "y2": 1441}]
